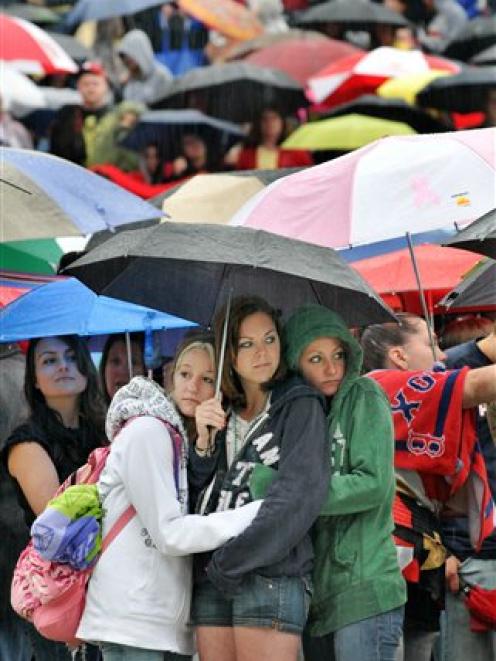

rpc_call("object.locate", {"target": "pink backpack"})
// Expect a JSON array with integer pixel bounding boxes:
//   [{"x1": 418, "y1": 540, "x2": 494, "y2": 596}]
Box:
[{"x1": 11, "y1": 418, "x2": 183, "y2": 647}]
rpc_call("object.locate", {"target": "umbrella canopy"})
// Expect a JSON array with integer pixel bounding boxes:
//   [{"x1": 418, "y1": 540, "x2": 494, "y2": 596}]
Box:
[
  {"x1": 154, "y1": 62, "x2": 307, "y2": 123},
  {"x1": 244, "y1": 35, "x2": 360, "y2": 86},
  {"x1": 443, "y1": 16, "x2": 496, "y2": 62},
  {"x1": 47, "y1": 32, "x2": 92, "y2": 63},
  {"x1": 3, "y1": 4, "x2": 60, "y2": 26},
  {"x1": 282, "y1": 113, "x2": 415, "y2": 151},
  {"x1": 230, "y1": 127, "x2": 496, "y2": 250},
  {"x1": 1, "y1": 148, "x2": 162, "y2": 241},
  {"x1": 0, "y1": 14, "x2": 78, "y2": 75},
  {"x1": 440, "y1": 259, "x2": 496, "y2": 310},
  {"x1": 66, "y1": 222, "x2": 395, "y2": 327},
  {"x1": 376, "y1": 69, "x2": 453, "y2": 105},
  {"x1": 65, "y1": 0, "x2": 164, "y2": 27},
  {"x1": 0, "y1": 270, "x2": 59, "y2": 308},
  {"x1": 319, "y1": 94, "x2": 450, "y2": 133},
  {"x1": 353, "y1": 244, "x2": 484, "y2": 313},
  {"x1": 471, "y1": 44, "x2": 496, "y2": 67},
  {"x1": 223, "y1": 29, "x2": 328, "y2": 62},
  {"x1": 178, "y1": 0, "x2": 263, "y2": 41},
  {"x1": 306, "y1": 47, "x2": 460, "y2": 107},
  {"x1": 416, "y1": 67, "x2": 496, "y2": 113},
  {"x1": 0, "y1": 63, "x2": 46, "y2": 115},
  {"x1": 121, "y1": 109, "x2": 244, "y2": 158},
  {"x1": 0, "y1": 277, "x2": 195, "y2": 342},
  {"x1": 443, "y1": 208, "x2": 496, "y2": 259},
  {"x1": 295, "y1": 0, "x2": 409, "y2": 29},
  {"x1": 0, "y1": 237, "x2": 87, "y2": 274}
]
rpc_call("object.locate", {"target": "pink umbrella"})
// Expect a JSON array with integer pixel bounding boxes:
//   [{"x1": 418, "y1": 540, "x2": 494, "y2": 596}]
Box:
[
  {"x1": 0, "y1": 14, "x2": 78, "y2": 75},
  {"x1": 306, "y1": 47, "x2": 460, "y2": 108},
  {"x1": 230, "y1": 127, "x2": 496, "y2": 250}
]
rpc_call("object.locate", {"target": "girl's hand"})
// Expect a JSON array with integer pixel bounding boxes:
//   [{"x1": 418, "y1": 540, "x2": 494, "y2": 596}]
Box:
[{"x1": 195, "y1": 396, "x2": 226, "y2": 449}]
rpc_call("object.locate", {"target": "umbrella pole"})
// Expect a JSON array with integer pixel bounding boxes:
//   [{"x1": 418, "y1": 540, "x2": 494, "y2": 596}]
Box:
[
  {"x1": 406, "y1": 233, "x2": 437, "y2": 363},
  {"x1": 215, "y1": 289, "x2": 233, "y2": 400},
  {"x1": 125, "y1": 331, "x2": 133, "y2": 381}
]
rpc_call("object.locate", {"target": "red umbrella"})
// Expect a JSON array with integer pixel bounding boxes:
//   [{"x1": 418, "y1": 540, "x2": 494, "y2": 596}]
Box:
[
  {"x1": 352, "y1": 244, "x2": 484, "y2": 314},
  {"x1": 462, "y1": 582, "x2": 496, "y2": 632},
  {"x1": 244, "y1": 36, "x2": 361, "y2": 86},
  {"x1": 307, "y1": 47, "x2": 460, "y2": 108},
  {"x1": 0, "y1": 271, "x2": 60, "y2": 308},
  {"x1": 0, "y1": 14, "x2": 78, "y2": 75}
]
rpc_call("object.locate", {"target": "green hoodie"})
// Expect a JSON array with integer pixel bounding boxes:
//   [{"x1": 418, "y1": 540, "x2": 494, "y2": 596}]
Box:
[{"x1": 284, "y1": 305, "x2": 406, "y2": 636}]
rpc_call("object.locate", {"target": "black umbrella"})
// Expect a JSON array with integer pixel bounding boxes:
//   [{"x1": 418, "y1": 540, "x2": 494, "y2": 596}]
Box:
[
  {"x1": 440, "y1": 259, "x2": 496, "y2": 310},
  {"x1": 66, "y1": 222, "x2": 395, "y2": 328},
  {"x1": 471, "y1": 44, "x2": 496, "y2": 66},
  {"x1": 318, "y1": 94, "x2": 451, "y2": 133},
  {"x1": 416, "y1": 67, "x2": 496, "y2": 113},
  {"x1": 47, "y1": 32, "x2": 92, "y2": 64},
  {"x1": 121, "y1": 109, "x2": 244, "y2": 158},
  {"x1": 443, "y1": 208, "x2": 496, "y2": 259},
  {"x1": 443, "y1": 16, "x2": 496, "y2": 61},
  {"x1": 295, "y1": 0, "x2": 408, "y2": 29},
  {"x1": 152, "y1": 62, "x2": 307, "y2": 123}
]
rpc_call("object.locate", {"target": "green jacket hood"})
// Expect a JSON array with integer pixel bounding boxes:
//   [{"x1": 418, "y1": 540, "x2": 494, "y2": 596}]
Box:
[{"x1": 283, "y1": 304, "x2": 363, "y2": 403}]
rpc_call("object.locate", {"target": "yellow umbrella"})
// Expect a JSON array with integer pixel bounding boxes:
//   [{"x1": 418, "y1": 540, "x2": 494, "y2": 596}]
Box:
[
  {"x1": 178, "y1": 0, "x2": 263, "y2": 41},
  {"x1": 282, "y1": 114, "x2": 415, "y2": 152},
  {"x1": 377, "y1": 69, "x2": 451, "y2": 105}
]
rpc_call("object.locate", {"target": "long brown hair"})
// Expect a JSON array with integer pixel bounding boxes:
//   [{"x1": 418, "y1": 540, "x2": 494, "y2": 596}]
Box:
[
  {"x1": 360, "y1": 313, "x2": 421, "y2": 372},
  {"x1": 213, "y1": 295, "x2": 287, "y2": 410}
]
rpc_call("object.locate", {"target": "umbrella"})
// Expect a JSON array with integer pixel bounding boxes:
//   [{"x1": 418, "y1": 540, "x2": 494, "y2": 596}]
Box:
[
  {"x1": 376, "y1": 69, "x2": 453, "y2": 106},
  {"x1": 471, "y1": 44, "x2": 496, "y2": 67},
  {"x1": 154, "y1": 62, "x2": 307, "y2": 123},
  {"x1": 319, "y1": 94, "x2": 451, "y2": 134},
  {"x1": 306, "y1": 47, "x2": 460, "y2": 107},
  {"x1": 244, "y1": 35, "x2": 360, "y2": 86},
  {"x1": 64, "y1": 0, "x2": 164, "y2": 27},
  {"x1": 0, "y1": 277, "x2": 195, "y2": 342},
  {"x1": 1, "y1": 148, "x2": 162, "y2": 241},
  {"x1": 149, "y1": 166, "x2": 303, "y2": 211},
  {"x1": 0, "y1": 14, "x2": 78, "y2": 75},
  {"x1": 443, "y1": 16, "x2": 496, "y2": 62},
  {"x1": 47, "y1": 32, "x2": 92, "y2": 64},
  {"x1": 230, "y1": 127, "x2": 496, "y2": 250},
  {"x1": 65, "y1": 222, "x2": 395, "y2": 328},
  {"x1": 3, "y1": 4, "x2": 60, "y2": 26},
  {"x1": 443, "y1": 208, "x2": 496, "y2": 259},
  {"x1": 295, "y1": 0, "x2": 409, "y2": 29},
  {"x1": 440, "y1": 259, "x2": 496, "y2": 310},
  {"x1": 352, "y1": 244, "x2": 485, "y2": 315},
  {"x1": 416, "y1": 67, "x2": 496, "y2": 114},
  {"x1": 282, "y1": 113, "x2": 415, "y2": 152},
  {"x1": 0, "y1": 237, "x2": 87, "y2": 275},
  {"x1": 223, "y1": 29, "x2": 329, "y2": 62},
  {"x1": 0, "y1": 270, "x2": 59, "y2": 308},
  {"x1": 0, "y1": 63, "x2": 46, "y2": 116},
  {"x1": 121, "y1": 109, "x2": 245, "y2": 158},
  {"x1": 178, "y1": 0, "x2": 263, "y2": 41}
]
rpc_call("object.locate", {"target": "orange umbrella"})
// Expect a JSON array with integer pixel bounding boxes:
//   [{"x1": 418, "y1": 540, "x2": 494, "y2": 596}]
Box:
[{"x1": 178, "y1": 0, "x2": 264, "y2": 41}]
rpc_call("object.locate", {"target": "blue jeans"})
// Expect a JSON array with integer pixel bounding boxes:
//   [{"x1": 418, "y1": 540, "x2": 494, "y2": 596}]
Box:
[
  {"x1": 440, "y1": 557, "x2": 496, "y2": 661},
  {"x1": 303, "y1": 606, "x2": 404, "y2": 661},
  {"x1": 0, "y1": 607, "x2": 32, "y2": 661},
  {"x1": 101, "y1": 643, "x2": 191, "y2": 661}
]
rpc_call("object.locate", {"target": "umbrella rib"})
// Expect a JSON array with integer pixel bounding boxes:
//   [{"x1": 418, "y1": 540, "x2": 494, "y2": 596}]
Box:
[
  {"x1": 0, "y1": 178, "x2": 33, "y2": 196},
  {"x1": 210, "y1": 262, "x2": 229, "y2": 326}
]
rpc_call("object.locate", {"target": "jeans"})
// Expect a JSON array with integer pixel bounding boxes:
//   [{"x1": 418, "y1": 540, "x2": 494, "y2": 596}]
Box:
[
  {"x1": 101, "y1": 642, "x2": 191, "y2": 661},
  {"x1": 0, "y1": 607, "x2": 32, "y2": 661},
  {"x1": 303, "y1": 606, "x2": 404, "y2": 661},
  {"x1": 440, "y1": 557, "x2": 496, "y2": 661}
]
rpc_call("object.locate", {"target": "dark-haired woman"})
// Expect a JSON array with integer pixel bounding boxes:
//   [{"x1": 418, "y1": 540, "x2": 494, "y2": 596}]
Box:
[
  {"x1": 99, "y1": 332, "x2": 145, "y2": 405},
  {"x1": 1, "y1": 335, "x2": 106, "y2": 660},
  {"x1": 189, "y1": 295, "x2": 329, "y2": 661}
]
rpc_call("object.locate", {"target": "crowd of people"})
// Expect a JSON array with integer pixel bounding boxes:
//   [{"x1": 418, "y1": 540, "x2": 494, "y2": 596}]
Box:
[{"x1": 2, "y1": 1, "x2": 496, "y2": 660}]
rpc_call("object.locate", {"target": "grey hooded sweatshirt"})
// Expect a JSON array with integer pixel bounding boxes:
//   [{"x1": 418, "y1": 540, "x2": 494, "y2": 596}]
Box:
[{"x1": 118, "y1": 29, "x2": 173, "y2": 106}]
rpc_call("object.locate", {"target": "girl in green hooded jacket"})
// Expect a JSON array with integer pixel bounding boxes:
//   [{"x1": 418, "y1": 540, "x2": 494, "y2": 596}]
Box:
[{"x1": 283, "y1": 304, "x2": 406, "y2": 661}]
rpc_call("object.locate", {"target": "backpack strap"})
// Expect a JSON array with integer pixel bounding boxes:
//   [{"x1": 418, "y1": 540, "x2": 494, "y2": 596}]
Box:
[{"x1": 101, "y1": 505, "x2": 136, "y2": 553}]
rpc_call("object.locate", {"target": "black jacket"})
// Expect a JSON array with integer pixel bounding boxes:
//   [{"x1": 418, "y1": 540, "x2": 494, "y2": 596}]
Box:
[{"x1": 189, "y1": 375, "x2": 329, "y2": 596}]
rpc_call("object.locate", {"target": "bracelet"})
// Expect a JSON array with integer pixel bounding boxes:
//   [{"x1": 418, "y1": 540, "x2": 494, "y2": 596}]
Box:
[{"x1": 195, "y1": 443, "x2": 214, "y2": 457}]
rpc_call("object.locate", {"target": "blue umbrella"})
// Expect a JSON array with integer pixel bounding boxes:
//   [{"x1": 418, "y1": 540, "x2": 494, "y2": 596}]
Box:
[
  {"x1": 65, "y1": 0, "x2": 164, "y2": 27},
  {"x1": 2, "y1": 149, "x2": 161, "y2": 241},
  {"x1": 0, "y1": 277, "x2": 195, "y2": 342}
]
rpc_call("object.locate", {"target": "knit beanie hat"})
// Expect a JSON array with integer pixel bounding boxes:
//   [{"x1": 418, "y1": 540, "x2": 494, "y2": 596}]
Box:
[{"x1": 284, "y1": 304, "x2": 363, "y2": 377}]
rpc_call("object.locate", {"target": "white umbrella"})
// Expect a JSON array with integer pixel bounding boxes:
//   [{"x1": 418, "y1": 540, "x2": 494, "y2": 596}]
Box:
[{"x1": 0, "y1": 63, "x2": 46, "y2": 115}]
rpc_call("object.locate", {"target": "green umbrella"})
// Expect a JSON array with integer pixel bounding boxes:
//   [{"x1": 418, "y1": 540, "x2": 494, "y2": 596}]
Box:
[
  {"x1": 0, "y1": 238, "x2": 87, "y2": 274},
  {"x1": 282, "y1": 113, "x2": 415, "y2": 151}
]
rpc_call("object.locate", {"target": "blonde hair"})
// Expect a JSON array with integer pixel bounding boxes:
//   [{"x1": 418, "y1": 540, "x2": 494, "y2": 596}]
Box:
[{"x1": 173, "y1": 341, "x2": 215, "y2": 380}]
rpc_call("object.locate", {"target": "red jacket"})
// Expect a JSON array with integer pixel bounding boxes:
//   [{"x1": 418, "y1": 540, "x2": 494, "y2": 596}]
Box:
[{"x1": 236, "y1": 147, "x2": 313, "y2": 170}]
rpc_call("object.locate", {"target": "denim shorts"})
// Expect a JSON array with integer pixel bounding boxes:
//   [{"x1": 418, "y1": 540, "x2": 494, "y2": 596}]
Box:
[{"x1": 191, "y1": 573, "x2": 312, "y2": 634}]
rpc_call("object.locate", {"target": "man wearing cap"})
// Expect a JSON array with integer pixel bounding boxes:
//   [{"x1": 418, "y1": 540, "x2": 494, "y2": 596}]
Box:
[{"x1": 50, "y1": 61, "x2": 143, "y2": 171}]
